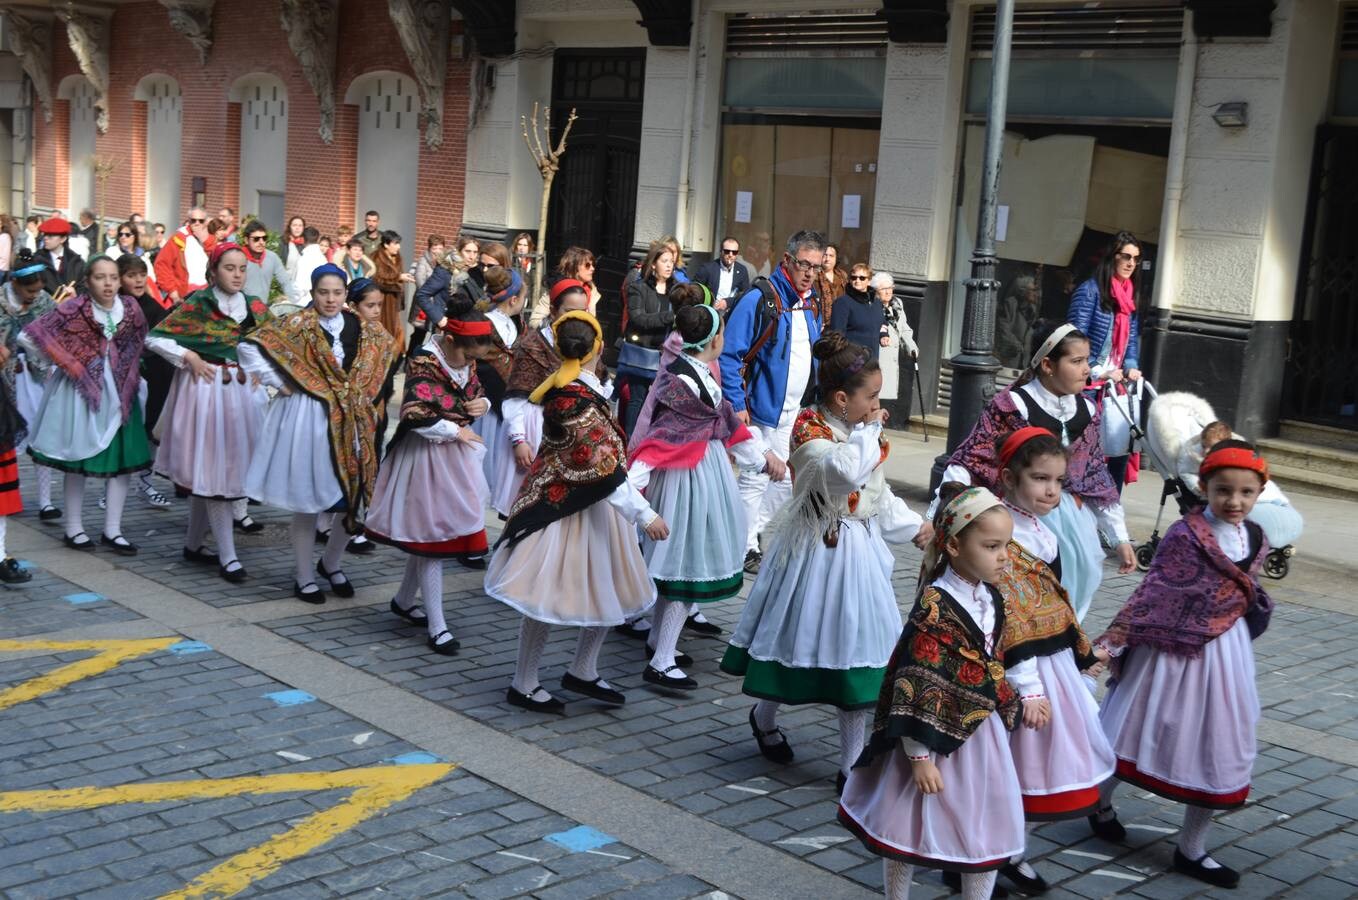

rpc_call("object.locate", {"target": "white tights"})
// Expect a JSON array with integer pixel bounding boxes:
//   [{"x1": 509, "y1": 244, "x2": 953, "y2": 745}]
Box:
[
  {"x1": 883, "y1": 862, "x2": 996, "y2": 900},
  {"x1": 838, "y1": 709, "x2": 870, "y2": 776},
  {"x1": 63, "y1": 473, "x2": 129, "y2": 540},
  {"x1": 35, "y1": 465, "x2": 53, "y2": 509},
  {"x1": 289, "y1": 513, "x2": 348, "y2": 589},
  {"x1": 186, "y1": 497, "x2": 240, "y2": 571},
  {"x1": 512, "y1": 618, "x2": 611, "y2": 697},
  {"x1": 1179, "y1": 806, "x2": 1218, "y2": 865},
  {"x1": 647, "y1": 598, "x2": 688, "y2": 673}
]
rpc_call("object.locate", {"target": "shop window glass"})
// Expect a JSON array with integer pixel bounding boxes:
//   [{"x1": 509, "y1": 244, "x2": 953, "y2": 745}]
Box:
[
  {"x1": 724, "y1": 57, "x2": 885, "y2": 110},
  {"x1": 967, "y1": 57, "x2": 1178, "y2": 120}
]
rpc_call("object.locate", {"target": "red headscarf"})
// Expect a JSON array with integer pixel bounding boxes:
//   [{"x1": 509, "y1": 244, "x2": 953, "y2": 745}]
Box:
[{"x1": 209, "y1": 241, "x2": 244, "y2": 270}]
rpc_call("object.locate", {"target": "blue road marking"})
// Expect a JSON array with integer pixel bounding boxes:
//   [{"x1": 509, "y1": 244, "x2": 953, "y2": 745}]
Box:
[
  {"x1": 545, "y1": 825, "x2": 618, "y2": 853},
  {"x1": 263, "y1": 689, "x2": 316, "y2": 706}
]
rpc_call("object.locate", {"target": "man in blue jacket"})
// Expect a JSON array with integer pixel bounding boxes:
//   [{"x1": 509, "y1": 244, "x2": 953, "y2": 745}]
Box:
[{"x1": 719, "y1": 229, "x2": 825, "y2": 573}]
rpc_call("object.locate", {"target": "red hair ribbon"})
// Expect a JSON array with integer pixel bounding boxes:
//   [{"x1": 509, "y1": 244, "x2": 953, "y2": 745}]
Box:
[
  {"x1": 1199, "y1": 446, "x2": 1269, "y2": 483},
  {"x1": 998, "y1": 426, "x2": 1058, "y2": 471},
  {"x1": 209, "y1": 241, "x2": 244, "y2": 269},
  {"x1": 549, "y1": 278, "x2": 586, "y2": 308},
  {"x1": 442, "y1": 318, "x2": 494, "y2": 337}
]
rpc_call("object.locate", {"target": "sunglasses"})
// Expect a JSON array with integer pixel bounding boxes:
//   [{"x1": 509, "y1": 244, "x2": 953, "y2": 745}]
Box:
[
  {"x1": 850, "y1": 275, "x2": 870, "y2": 282},
  {"x1": 1115, "y1": 252, "x2": 1140, "y2": 264},
  {"x1": 117, "y1": 232, "x2": 134, "y2": 238},
  {"x1": 189, "y1": 218, "x2": 207, "y2": 224},
  {"x1": 720, "y1": 248, "x2": 739, "y2": 256},
  {"x1": 247, "y1": 235, "x2": 267, "y2": 241}
]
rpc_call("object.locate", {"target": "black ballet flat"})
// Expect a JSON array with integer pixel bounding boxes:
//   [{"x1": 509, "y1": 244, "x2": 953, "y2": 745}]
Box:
[
  {"x1": 183, "y1": 545, "x2": 217, "y2": 565},
  {"x1": 347, "y1": 536, "x2": 376, "y2": 555},
  {"x1": 1172, "y1": 849, "x2": 1240, "y2": 889},
  {"x1": 506, "y1": 686, "x2": 565, "y2": 715},
  {"x1": 219, "y1": 562, "x2": 248, "y2": 583},
  {"x1": 100, "y1": 534, "x2": 139, "y2": 556},
  {"x1": 233, "y1": 516, "x2": 264, "y2": 534},
  {"x1": 642, "y1": 664, "x2": 697, "y2": 690},
  {"x1": 455, "y1": 553, "x2": 486, "y2": 570},
  {"x1": 293, "y1": 581, "x2": 326, "y2": 604},
  {"x1": 998, "y1": 861, "x2": 1049, "y2": 896},
  {"x1": 390, "y1": 598, "x2": 428, "y2": 625},
  {"x1": 560, "y1": 673, "x2": 626, "y2": 706},
  {"x1": 0, "y1": 558, "x2": 32, "y2": 584},
  {"x1": 684, "y1": 611, "x2": 723, "y2": 637},
  {"x1": 315, "y1": 560, "x2": 355, "y2": 598},
  {"x1": 426, "y1": 630, "x2": 460, "y2": 656},
  {"x1": 748, "y1": 707, "x2": 794, "y2": 764},
  {"x1": 942, "y1": 871, "x2": 1010, "y2": 897},
  {"x1": 38, "y1": 505, "x2": 62, "y2": 522},
  {"x1": 63, "y1": 532, "x2": 95, "y2": 551},
  {"x1": 647, "y1": 645, "x2": 692, "y2": 667},
  {"x1": 1087, "y1": 810, "x2": 1127, "y2": 842},
  {"x1": 612, "y1": 621, "x2": 650, "y2": 641}
]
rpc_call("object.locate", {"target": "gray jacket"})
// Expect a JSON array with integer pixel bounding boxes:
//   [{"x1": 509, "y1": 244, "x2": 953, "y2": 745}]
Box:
[{"x1": 245, "y1": 249, "x2": 302, "y2": 305}]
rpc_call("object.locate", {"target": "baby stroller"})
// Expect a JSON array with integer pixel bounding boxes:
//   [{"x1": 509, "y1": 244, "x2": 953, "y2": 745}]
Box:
[{"x1": 1105, "y1": 382, "x2": 1299, "y2": 579}]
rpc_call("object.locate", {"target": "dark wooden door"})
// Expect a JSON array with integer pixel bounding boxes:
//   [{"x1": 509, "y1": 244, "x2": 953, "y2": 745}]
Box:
[{"x1": 549, "y1": 50, "x2": 645, "y2": 352}]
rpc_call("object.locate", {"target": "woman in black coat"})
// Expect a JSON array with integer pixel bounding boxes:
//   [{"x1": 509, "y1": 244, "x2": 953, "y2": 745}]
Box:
[{"x1": 828, "y1": 264, "x2": 888, "y2": 358}]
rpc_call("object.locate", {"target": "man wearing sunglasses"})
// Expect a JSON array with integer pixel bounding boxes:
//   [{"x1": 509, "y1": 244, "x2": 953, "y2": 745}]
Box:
[
  {"x1": 719, "y1": 229, "x2": 825, "y2": 573},
  {"x1": 154, "y1": 207, "x2": 216, "y2": 304},
  {"x1": 695, "y1": 237, "x2": 750, "y2": 309}
]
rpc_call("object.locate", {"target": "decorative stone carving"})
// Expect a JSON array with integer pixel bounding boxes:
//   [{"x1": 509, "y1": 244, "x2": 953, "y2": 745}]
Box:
[
  {"x1": 388, "y1": 0, "x2": 450, "y2": 149},
  {"x1": 280, "y1": 0, "x2": 339, "y2": 143},
  {"x1": 158, "y1": 0, "x2": 216, "y2": 64},
  {"x1": 57, "y1": 8, "x2": 112, "y2": 132},
  {"x1": 5, "y1": 11, "x2": 54, "y2": 124}
]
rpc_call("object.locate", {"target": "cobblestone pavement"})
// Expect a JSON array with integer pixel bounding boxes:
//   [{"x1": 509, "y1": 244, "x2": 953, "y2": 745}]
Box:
[{"x1": 3, "y1": 456, "x2": 1358, "y2": 899}]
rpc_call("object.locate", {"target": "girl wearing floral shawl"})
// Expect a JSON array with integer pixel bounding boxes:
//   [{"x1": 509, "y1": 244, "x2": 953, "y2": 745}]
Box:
[{"x1": 1, "y1": 251, "x2": 58, "y2": 520}]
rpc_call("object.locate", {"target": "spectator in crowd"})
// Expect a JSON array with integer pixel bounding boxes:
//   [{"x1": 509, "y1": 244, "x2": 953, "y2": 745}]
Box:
[
  {"x1": 103, "y1": 222, "x2": 119, "y2": 251},
  {"x1": 817, "y1": 242, "x2": 849, "y2": 317},
  {"x1": 745, "y1": 231, "x2": 773, "y2": 277},
  {"x1": 37, "y1": 215, "x2": 88, "y2": 297},
  {"x1": 829, "y1": 263, "x2": 890, "y2": 358},
  {"x1": 372, "y1": 229, "x2": 415, "y2": 354},
  {"x1": 20, "y1": 215, "x2": 41, "y2": 254},
  {"x1": 154, "y1": 208, "x2": 216, "y2": 303},
  {"x1": 208, "y1": 218, "x2": 232, "y2": 244},
  {"x1": 105, "y1": 220, "x2": 146, "y2": 261},
  {"x1": 528, "y1": 246, "x2": 600, "y2": 326},
  {"x1": 996, "y1": 274, "x2": 1040, "y2": 369},
  {"x1": 291, "y1": 226, "x2": 329, "y2": 297},
  {"x1": 719, "y1": 229, "x2": 826, "y2": 574},
  {"x1": 240, "y1": 219, "x2": 300, "y2": 305},
  {"x1": 455, "y1": 235, "x2": 480, "y2": 270},
  {"x1": 216, "y1": 207, "x2": 238, "y2": 241},
  {"x1": 153, "y1": 223, "x2": 167, "y2": 249},
  {"x1": 414, "y1": 234, "x2": 446, "y2": 289},
  {"x1": 330, "y1": 224, "x2": 355, "y2": 262},
  {"x1": 340, "y1": 238, "x2": 376, "y2": 282},
  {"x1": 695, "y1": 236, "x2": 749, "y2": 311},
  {"x1": 358, "y1": 210, "x2": 382, "y2": 258},
  {"x1": 75, "y1": 208, "x2": 99, "y2": 252},
  {"x1": 620, "y1": 241, "x2": 677, "y2": 434},
  {"x1": 512, "y1": 232, "x2": 536, "y2": 280},
  {"x1": 871, "y1": 271, "x2": 918, "y2": 358},
  {"x1": 0, "y1": 215, "x2": 15, "y2": 279},
  {"x1": 129, "y1": 212, "x2": 146, "y2": 236},
  {"x1": 281, "y1": 215, "x2": 307, "y2": 279}
]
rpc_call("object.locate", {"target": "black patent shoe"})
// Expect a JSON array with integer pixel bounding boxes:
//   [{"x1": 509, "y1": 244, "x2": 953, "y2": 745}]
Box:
[
  {"x1": 506, "y1": 686, "x2": 565, "y2": 714},
  {"x1": 1087, "y1": 809, "x2": 1127, "y2": 842},
  {"x1": 642, "y1": 664, "x2": 697, "y2": 690},
  {"x1": 38, "y1": 505, "x2": 62, "y2": 522},
  {"x1": 646, "y1": 644, "x2": 692, "y2": 667},
  {"x1": 427, "y1": 629, "x2": 460, "y2": 656},
  {"x1": 100, "y1": 534, "x2": 139, "y2": 556},
  {"x1": 219, "y1": 561, "x2": 248, "y2": 583},
  {"x1": 612, "y1": 620, "x2": 650, "y2": 641},
  {"x1": 183, "y1": 545, "x2": 217, "y2": 565},
  {"x1": 294, "y1": 581, "x2": 326, "y2": 604},
  {"x1": 233, "y1": 515, "x2": 264, "y2": 534},
  {"x1": 347, "y1": 535, "x2": 376, "y2": 554},
  {"x1": 390, "y1": 598, "x2": 428, "y2": 625},
  {"x1": 560, "y1": 673, "x2": 626, "y2": 705},
  {"x1": 1172, "y1": 849, "x2": 1240, "y2": 889},
  {"x1": 315, "y1": 561, "x2": 355, "y2": 598},
  {"x1": 0, "y1": 558, "x2": 32, "y2": 584},
  {"x1": 941, "y1": 871, "x2": 1009, "y2": 897},
  {"x1": 684, "y1": 610, "x2": 723, "y2": 636},
  {"x1": 63, "y1": 532, "x2": 95, "y2": 551},
  {"x1": 999, "y1": 861, "x2": 1049, "y2": 895},
  {"x1": 748, "y1": 707, "x2": 794, "y2": 764},
  {"x1": 455, "y1": 553, "x2": 486, "y2": 570}
]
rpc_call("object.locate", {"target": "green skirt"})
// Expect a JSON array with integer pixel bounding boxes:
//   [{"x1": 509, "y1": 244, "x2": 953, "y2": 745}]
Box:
[
  {"x1": 656, "y1": 572, "x2": 744, "y2": 603},
  {"x1": 32, "y1": 402, "x2": 153, "y2": 477},
  {"x1": 719, "y1": 645, "x2": 884, "y2": 710}
]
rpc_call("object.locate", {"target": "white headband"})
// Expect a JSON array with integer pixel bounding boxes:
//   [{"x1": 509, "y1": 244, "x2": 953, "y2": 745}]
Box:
[{"x1": 1030, "y1": 322, "x2": 1079, "y2": 370}]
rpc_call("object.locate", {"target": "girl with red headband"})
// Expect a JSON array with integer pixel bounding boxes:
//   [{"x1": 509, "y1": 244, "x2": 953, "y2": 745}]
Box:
[
  {"x1": 935, "y1": 320, "x2": 1135, "y2": 621},
  {"x1": 366, "y1": 290, "x2": 494, "y2": 654},
  {"x1": 239, "y1": 264, "x2": 398, "y2": 603},
  {"x1": 147, "y1": 242, "x2": 272, "y2": 583},
  {"x1": 1092, "y1": 440, "x2": 1273, "y2": 890},
  {"x1": 989, "y1": 426, "x2": 1115, "y2": 895}
]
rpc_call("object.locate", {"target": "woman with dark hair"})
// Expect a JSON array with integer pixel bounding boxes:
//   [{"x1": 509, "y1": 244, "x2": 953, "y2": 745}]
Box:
[
  {"x1": 528, "y1": 246, "x2": 600, "y2": 327},
  {"x1": 281, "y1": 215, "x2": 307, "y2": 278},
  {"x1": 2, "y1": 250, "x2": 59, "y2": 519},
  {"x1": 512, "y1": 232, "x2": 536, "y2": 279},
  {"x1": 620, "y1": 242, "x2": 676, "y2": 434},
  {"x1": 1068, "y1": 231, "x2": 1144, "y2": 490},
  {"x1": 816, "y1": 243, "x2": 849, "y2": 318},
  {"x1": 372, "y1": 230, "x2": 415, "y2": 355}
]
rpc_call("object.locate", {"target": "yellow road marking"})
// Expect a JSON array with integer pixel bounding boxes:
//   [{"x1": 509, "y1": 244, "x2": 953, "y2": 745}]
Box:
[
  {"x1": 0, "y1": 637, "x2": 179, "y2": 712},
  {"x1": 0, "y1": 763, "x2": 455, "y2": 899}
]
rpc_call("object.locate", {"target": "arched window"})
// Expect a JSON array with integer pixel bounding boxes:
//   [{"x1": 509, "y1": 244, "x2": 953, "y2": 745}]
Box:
[
  {"x1": 343, "y1": 71, "x2": 419, "y2": 243},
  {"x1": 134, "y1": 75, "x2": 183, "y2": 229},
  {"x1": 229, "y1": 74, "x2": 288, "y2": 230},
  {"x1": 57, "y1": 75, "x2": 97, "y2": 215}
]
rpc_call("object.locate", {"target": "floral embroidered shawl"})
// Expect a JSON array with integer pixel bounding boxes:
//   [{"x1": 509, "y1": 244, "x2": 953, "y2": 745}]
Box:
[
  {"x1": 505, "y1": 325, "x2": 605, "y2": 398},
  {"x1": 1099, "y1": 509, "x2": 1270, "y2": 661},
  {"x1": 22, "y1": 294, "x2": 147, "y2": 419},
  {"x1": 477, "y1": 325, "x2": 515, "y2": 413},
  {"x1": 392, "y1": 345, "x2": 485, "y2": 441},
  {"x1": 858, "y1": 585, "x2": 1019, "y2": 760},
  {"x1": 947, "y1": 384, "x2": 1118, "y2": 507},
  {"x1": 1, "y1": 283, "x2": 56, "y2": 389},
  {"x1": 628, "y1": 360, "x2": 752, "y2": 471},
  {"x1": 498, "y1": 381, "x2": 627, "y2": 548},
  {"x1": 996, "y1": 541, "x2": 1099, "y2": 669},
  {"x1": 244, "y1": 309, "x2": 396, "y2": 529},
  {"x1": 149, "y1": 288, "x2": 272, "y2": 363}
]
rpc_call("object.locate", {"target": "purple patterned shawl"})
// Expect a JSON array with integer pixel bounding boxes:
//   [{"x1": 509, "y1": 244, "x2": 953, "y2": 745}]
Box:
[
  {"x1": 628, "y1": 359, "x2": 751, "y2": 470},
  {"x1": 22, "y1": 294, "x2": 147, "y2": 419},
  {"x1": 946, "y1": 384, "x2": 1119, "y2": 506},
  {"x1": 1099, "y1": 509, "x2": 1270, "y2": 660}
]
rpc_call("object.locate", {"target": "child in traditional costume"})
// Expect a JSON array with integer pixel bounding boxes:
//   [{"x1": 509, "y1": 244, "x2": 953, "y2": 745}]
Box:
[
  {"x1": 487, "y1": 312, "x2": 666, "y2": 714},
  {"x1": 240, "y1": 263, "x2": 398, "y2": 603},
  {"x1": 366, "y1": 291, "x2": 494, "y2": 653},
  {"x1": 1093, "y1": 440, "x2": 1273, "y2": 890},
  {"x1": 475, "y1": 267, "x2": 526, "y2": 513},
  {"x1": 627, "y1": 304, "x2": 783, "y2": 689},
  {"x1": 937, "y1": 321, "x2": 1135, "y2": 620},
  {"x1": 839, "y1": 485, "x2": 1023, "y2": 900},
  {"x1": 992, "y1": 426, "x2": 1116, "y2": 895},
  {"x1": 721, "y1": 332, "x2": 928, "y2": 785},
  {"x1": 0, "y1": 298, "x2": 30, "y2": 581},
  {"x1": 20, "y1": 255, "x2": 151, "y2": 555},
  {"x1": 146, "y1": 243, "x2": 273, "y2": 582},
  {"x1": 117, "y1": 254, "x2": 175, "y2": 509},
  {"x1": 2, "y1": 250, "x2": 59, "y2": 521}
]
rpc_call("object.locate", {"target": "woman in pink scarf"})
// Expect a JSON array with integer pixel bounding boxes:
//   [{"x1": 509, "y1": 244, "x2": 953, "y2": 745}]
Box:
[{"x1": 1067, "y1": 231, "x2": 1144, "y2": 492}]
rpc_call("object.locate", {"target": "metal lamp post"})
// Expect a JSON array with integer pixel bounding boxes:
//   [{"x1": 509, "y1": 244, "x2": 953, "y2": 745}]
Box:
[{"x1": 931, "y1": 0, "x2": 1016, "y2": 487}]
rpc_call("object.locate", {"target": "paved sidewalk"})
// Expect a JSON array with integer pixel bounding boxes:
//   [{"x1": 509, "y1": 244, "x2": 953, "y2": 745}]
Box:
[{"x1": 3, "y1": 450, "x2": 1358, "y2": 898}]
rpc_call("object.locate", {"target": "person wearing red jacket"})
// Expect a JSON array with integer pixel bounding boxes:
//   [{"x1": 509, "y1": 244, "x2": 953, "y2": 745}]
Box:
[{"x1": 154, "y1": 208, "x2": 216, "y2": 303}]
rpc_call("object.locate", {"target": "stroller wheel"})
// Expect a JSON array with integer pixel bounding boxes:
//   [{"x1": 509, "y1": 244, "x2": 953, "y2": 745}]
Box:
[
  {"x1": 1263, "y1": 550, "x2": 1290, "y2": 580},
  {"x1": 1135, "y1": 543, "x2": 1156, "y2": 571}
]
